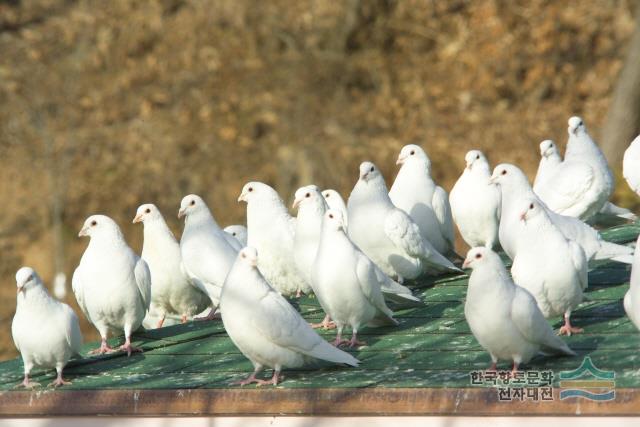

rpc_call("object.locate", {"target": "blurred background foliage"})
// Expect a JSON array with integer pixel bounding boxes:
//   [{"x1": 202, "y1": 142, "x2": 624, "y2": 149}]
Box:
[{"x1": 1, "y1": 0, "x2": 639, "y2": 358}]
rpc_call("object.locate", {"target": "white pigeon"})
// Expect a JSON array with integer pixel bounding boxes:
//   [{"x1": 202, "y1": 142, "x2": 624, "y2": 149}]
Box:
[
  {"x1": 313, "y1": 209, "x2": 398, "y2": 347},
  {"x1": 510, "y1": 198, "x2": 588, "y2": 335},
  {"x1": 347, "y1": 161, "x2": 461, "y2": 282},
  {"x1": 224, "y1": 225, "x2": 248, "y2": 247},
  {"x1": 490, "y1": 163, "x2": 634, "y2": 265},
  {"x1": 624, "y1": 235, "x2": 640, "y2": 331},
  {"x1": 179, "y1": 194, "x2": 238, "y2": 319},
  {"x1": 535, "y1": 139, "x2": 635, "y2": 222},
  {"x1": 239, "y1": 182, "x2": 312, "y2": 297},
  {"x1": 535, "y1": 117, "x2": 614, "y2": 221},
  {"x1": 73, "y1": 214, "x2": 151, "y2": 356},
  {"x1": 463, "y1": 247, "x2": 575, "y2": 372},
  {"x1": 322, "y1": 189, "x2": 349, "y2": 229},
  {"x1": 623, "y1": 134, "x2": 640, "y2": 196},
  {"x1": 220, "y1": 246, "x2": 359, "y2": 386},
  {"x1": 389, "y1": 144, "x2": 456, "y2": 257},
  {"x1": 133, "y1": 203, "x2": 210, "y2": 328},
  {"x1": 12, "y1": 267, "x2": 83, "y2": 388},
  {"x1": 449, "y1": 150, "x2": 501, "y2": 248}
]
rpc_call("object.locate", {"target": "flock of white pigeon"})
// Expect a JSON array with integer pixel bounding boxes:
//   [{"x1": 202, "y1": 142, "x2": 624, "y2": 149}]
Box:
[{"x1": 10, "y1": 116, "x2": 640, "y2": 388}]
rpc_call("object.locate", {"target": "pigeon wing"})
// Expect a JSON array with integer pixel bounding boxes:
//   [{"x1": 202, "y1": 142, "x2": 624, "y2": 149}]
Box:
[
  {"x1": 61, "y1": 304, "x2": 83, "y2": 355},
  {"x1": 432, "y1": 185, "x2": 456, "y2": 250},
  {"x1": 538, "y1": 162, "x2": 595, "y2": 214},
  {"x1": 71, "y1": 267, "x2": 92, "y2": 324},
  {"x1": 569, "y1": 241, "x2": 588, "y2": 291},
  {"x1": 354, "y1": 252, "x2": 397, "y2": 323},
  {"x1": 134, "y1": 256, "x2": 152, "y2": 311}
]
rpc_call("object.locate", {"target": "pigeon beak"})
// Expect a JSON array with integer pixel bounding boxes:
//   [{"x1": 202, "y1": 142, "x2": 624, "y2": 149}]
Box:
[
  {"x1": 360, "y1": 172, "x2": 369, "y2": 181},
  {"x1": 249, "y1": 257, "x2": 258, "y2": 267},
  {"x1": 238, "y1": 191, "x2": 247, "y2": 203},
  {"x1": 178, "y1": 208, "x2": 186, "y2": 219},
  {"x1": 292, "y1": 197, "x2": 302, "y2": 210},
  {"x1": 519, "y1": 211, "x2": 527, "y2": 222},
  {"x1": 16, "y1": 285, "x2": 24, "y2": 295},
  {"x1": 488, "y1": 176, "x2": 498, "y2": 185},
  {"x1": 396, "y1": 155, "x2": 406, "y2": 166},
  {"x1": 465, "y1": 161, "x2": 473, "y2": 171},
  {"x1": 78, "y1": 226, "x2": 89, "y2": 237},
  {"x1": 462, "y1": 259, "x2": 471, "y2": 269},
  {"x1": 132, "y1": 213, "x2": 144, "y2": 224}
]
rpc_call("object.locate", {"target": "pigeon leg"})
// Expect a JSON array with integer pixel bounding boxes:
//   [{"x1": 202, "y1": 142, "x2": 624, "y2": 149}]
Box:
[
  {"x1": 181, "y1": 314, "x2": 188, "y2": 323},
  {"x1": 558, "y1": 312, "x2": 584, "y2": 336},
  {"x1": 332, "y1": 327, "x2": 350, "y2": 347},
  {"x1": 195, "y1": 308, "x2": 220, "y2": 321},
  {"x1": 156, "y1": 313, "x2": 166, "y2": 329},
  {"x1": 256, "y1": 369, "x2": 282, "y2": 387},
  {"x1": 511, "y1": 362, "x2": 519, "y2": 374},
  {"x1": 231, "y1": 366, "x2": 264, "y2": 386},
  {"x1": 310, "y1": 314, "x2": 337, "y2": 330},
  {"x1": 348, "y1": 330, "x2": 367, "y2": 348},
  {"x1": 50, "y1": 368, "x2": 71, "y2": 387},
  {"x1": 119, "y1": 336, "x2": 143, "y2": 357},
  {"x1": 89, "y1": 338, "x2": 116, "y2": 355},
  {"x1": 296, "y1": 289, "x2": 302, "y2": 298}
]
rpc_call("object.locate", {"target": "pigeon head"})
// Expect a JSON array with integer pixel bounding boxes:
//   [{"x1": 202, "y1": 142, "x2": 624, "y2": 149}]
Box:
[
  {"x1": 178, "y1": 194, "x2": 208, "y2": 219},
  {"x1": 133, "y1": 203, "x2": 162, "y2": 224},
  {"x1": 462, "y1": 247, "x2": 501, "y2": 270},
  {"x1": 322, "y1": 189, "x2": 340, "y2": 201},
  {"x1": 518, "y1": 198, "x2": 545, "y2": 224},
  {"x1": 397, "y1": 144, "x2": 430, "y2": 168},
  {"x1": 464, "y1": 150, "x2": 488, "y2": 171},
  {"x1": 568, "y1": 116, "x2": 586, "y2": 136},
  {"x1": 238, "y1": 181, "x2": 279, "y2": 204},
  {"x1": 15, "y1": 266, "x2": 41, "y2": 295},
  {"x1": 292, "y1": 185, "x2": 322, "y2": 210},
  {"x1": 239, "y1": 247, "x2": 258, "y2": 267},
  {"x1": 323, "y1": 209, "x2": 346, "y2": 232},
  {"x1": 489, "y1": 163, "x2": 527, "y2": 187},
  {"x1": 358, "y1": 161, "x2": 383, "y2": 183},
  {"x1": 78, "y1": 214, "x2": 120, "y2": 238},
  {"x1": 539, "y1": 140, "x2": 557, "y2": 158}
]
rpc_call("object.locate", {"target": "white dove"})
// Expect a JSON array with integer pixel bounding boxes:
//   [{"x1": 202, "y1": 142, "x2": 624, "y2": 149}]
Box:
[
  {"x1": 623, "y1": 134, "x2": 640, "y2": 197},
  {"x1": 220, "y1": 246, "x2": 359, "y2": 386},
  {"x1": 73, "y1": 214, "x2": 151, "y2": 356},
  {"x1": 133, "y1": 203, "x2": 210, "y2": 328},
  {"x1": 389, "y1": 144, "x2": 457, "y2": 257},
  {"x1": 313, "y1": 209, "x2": 398, "y2": 347},
  {"x1": 179, "y1": 194, "x2": 238, "y2": 319},
  {"x1": 624, "y1": 235, "x2": 640, "y2": 331},
  {"x1": 449, "y1": 150, "x2": 501, "y2": 248},
  {"x1": 239, "y1": 182, "x2": 312, "y2": 297},
  {"x1": 490, "y1": 163, "x2": 634, "y2": 265},
  {"x1": 12, "y1": 267, "x2": 83, "y2": 388},
  {"x1": 463, "y1": 247, "x2": 576, "y2": 372},
  {"x1": 224, "y1": 225, "x2": 248, "y2": 247},
  {"x1": 322, "y1": 189, "x2": 349, "y2": 229},
  {"x1": 535, "y1": 117, "x2": 614, "y2": 221},
  {"x1": 347, "y1": 161, "x2": 461, "y2": 282},
  {"x1": 535, "y1": 139, "x2": 635, "y2": 222},
  {"x1": 511, "y1": 199, "x2": 588, "y2": 335}
]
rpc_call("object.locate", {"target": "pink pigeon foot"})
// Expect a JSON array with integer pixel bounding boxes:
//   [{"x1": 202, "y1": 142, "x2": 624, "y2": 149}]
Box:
[
  {"x1": 119, "y1": 337, "x2": 143, "y2": 357},
  {"x1": 296, "y1": 290, "x2": 303, "y2": 298},
  {"x1": 50, "y1": 373, "x2": 72, "y2": 387},
  {"x1": 181, "y1": 314, "x2": 188, "y2": 324},
  {"x1": 156, "y1": 314, "x2": 166, "y2": 328},
  {"x1": 89, "y1": 339, "x2": 116, "y2": 355},
  {"x1": 17, "y1": 376, "x2": 40, "y2": 389},
  {"x1": 195, "y1": 308, "x2": 220, "y2": 321},
  {"x1": 512, "y1": 362, "x2": 519, "y2": 374},
  {"x1": 310, "y1": 315, "x2": 337, "y2": 330},
  {"x1": 348, "y1": 335, "x2": 366, "y2": 348},
  {"x1": 558, "y1": 315, "x2": 584, "y2": 336}
]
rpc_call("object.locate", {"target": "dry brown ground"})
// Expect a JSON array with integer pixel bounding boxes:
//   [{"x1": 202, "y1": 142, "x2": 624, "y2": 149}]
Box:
[{"x1": 1, "y1": 0, "x2": 639, "y2": 359}]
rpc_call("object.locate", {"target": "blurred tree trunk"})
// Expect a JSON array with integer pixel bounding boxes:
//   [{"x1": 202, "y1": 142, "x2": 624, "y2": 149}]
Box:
[{"x1": 602, "y1": 1, "x2": 640, "y2": 167}]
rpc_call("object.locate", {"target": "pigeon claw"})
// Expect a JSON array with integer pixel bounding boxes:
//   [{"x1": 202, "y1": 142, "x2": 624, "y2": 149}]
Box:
[
  {"x1": 50, "y1": 377, "x2": 72, "y2": 387},
  {"x1": 89, "y1": 341, "x2": 116, "y2": 355},
  {"x1": 557, "y1": 325, "x2": 584, "y2": 336},
  {"x1": 348, "y1": 338, "x2": 367, "y2": 348},
  {"x1": 17, "y1": 378, "x2": 40, "y2": 389},
  {"x1": 194, "y1": 308, "x2": 220, "y2": 321},
  {"x1": 332, "y1": 338, "x2": 351, "y2": 347},
  {"x1": 120, "y1": 343, "x2": 143, "y2": 357}
]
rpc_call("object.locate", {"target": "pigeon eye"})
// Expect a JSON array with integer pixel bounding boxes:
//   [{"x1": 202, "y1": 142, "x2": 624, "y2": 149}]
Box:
[
  {"x1": 28, "y1": 275, "x2": 33, "y2": 281},
  {"x1": 145, "y1": 208, "x2": 151, "y2": 214},
  {"x1": 476, "y1": 154, "x2": 480, "y2": 159},
  {"x1": 501, "y1": 170, "x2": 507, "y2": 175},
  {"x1": 370, "y1": 166, "x2": 374, "y2": 172},
  {"x1": 410, "y1": 150, "x2": 415, "y2": 155},
  {"x1": 248, "y1": 187, "x2": 253, "y2": 192},
  {"x1": 232, "y1": 232, "x2": 236, "y2": 236},
  {"x1": 91, "y1": 220, "x2": 97, "y2": 226},
  {"x1": 241, "y1": 253, "x2": 246, "y2": 258},
  {"x1": 578, "y1": 121, "x2": 583, "y2": 126},
  {"x1": 329, "y1": 214, "x2": 334, "y2": 219},
  {"x1": 324, "y1": 193, "x2": 330, "y2": 198},
  {"x1": 305, "y1": 193, "x2": 310, "y2": 198},
  {"x1": 190, "y1": 200, "x2": 195, "y2": 206},
  {"x1": 529, "y1": 203, "x2": 534, "y2": 210},
  {"x1": 475, "y1": 253, "x2": 482, "y2": 259}
]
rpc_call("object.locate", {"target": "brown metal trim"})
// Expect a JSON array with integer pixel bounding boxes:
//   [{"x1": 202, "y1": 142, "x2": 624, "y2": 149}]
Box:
[{"x1": 0, "y1": 387, "x2": 638, "y2": 416}]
